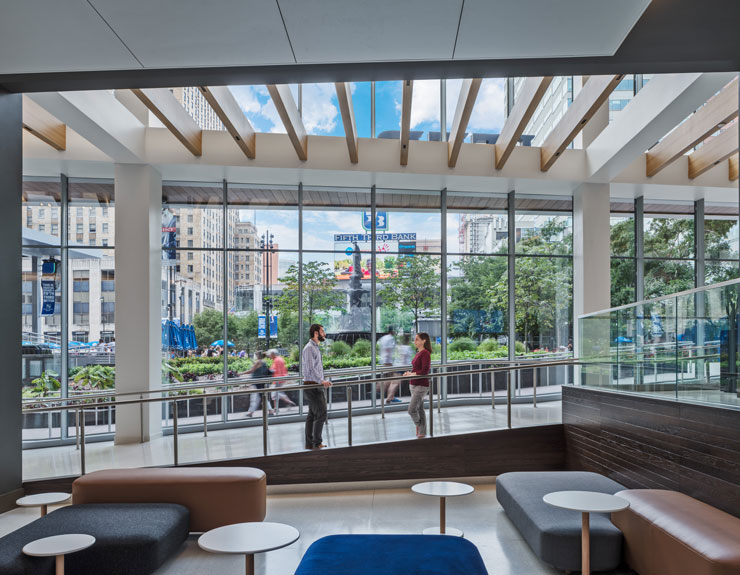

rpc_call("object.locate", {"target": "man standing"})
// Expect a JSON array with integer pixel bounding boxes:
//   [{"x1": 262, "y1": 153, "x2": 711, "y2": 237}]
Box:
[{"x1": 302, "y1": 324, "x2": 332, "y2": 449}]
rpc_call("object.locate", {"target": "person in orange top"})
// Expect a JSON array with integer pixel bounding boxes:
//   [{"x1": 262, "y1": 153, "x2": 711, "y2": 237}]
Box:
[{"x1": 268, "y1": 349, "x2": 297, "y2": 409}]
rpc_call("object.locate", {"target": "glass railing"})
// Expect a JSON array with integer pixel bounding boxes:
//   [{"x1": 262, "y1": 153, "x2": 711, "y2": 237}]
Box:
[{"x1": 579, "y1": 278, "x2": 740, "y2": 409}]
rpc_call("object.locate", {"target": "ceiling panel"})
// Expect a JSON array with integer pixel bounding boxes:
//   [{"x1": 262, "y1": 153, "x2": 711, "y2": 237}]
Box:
[
  {"x1": 455, "y1": 0, "x2": 651, "y2": 60},
  {"x1": 278, "y1": 0, "x2": 463, "y2": 63},
  {"x1": 0, "y1": 0, "x2": 141, "y2": 74},
  {"x1": 88, "y1": 0, "x2": 295, "y2": 68}
]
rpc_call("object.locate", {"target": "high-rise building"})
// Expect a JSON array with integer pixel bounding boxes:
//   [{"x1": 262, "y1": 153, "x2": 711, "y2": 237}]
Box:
[{"x1": 171, "y1": 87, "x2": 225, "y2": 131}]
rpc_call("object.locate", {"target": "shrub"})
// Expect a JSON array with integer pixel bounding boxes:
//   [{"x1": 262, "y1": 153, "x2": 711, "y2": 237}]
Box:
[
  {"x1": 477, "y1": 339, "x2": 499, "y2": 352},
  {"x1": 330, "y1": 340, "x2": 352, "y2": 357},
  {"x1": 448, "y1": 337, "x2": 477, "y2": 352},
  {"x1": 289, "y1": 347, "x2": 300, "y2": 363},
  {"x1": 351, "y1": 339, "x2": 371, "y2": 357},
  {"x1": 515, "y1": 341, "x2": 527, "y2": 354}
]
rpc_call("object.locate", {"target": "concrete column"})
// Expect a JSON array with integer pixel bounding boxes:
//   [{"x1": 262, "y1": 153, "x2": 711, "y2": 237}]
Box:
[
  {"x1": 573, "y1": 183, "x2": 611, "y2": 357},
  {"x1": 0, "y1": 90, "x2": 23, "y2": 509},
  {"x1": 114, "y1": 164, "x2": 162, "y2": 444}
]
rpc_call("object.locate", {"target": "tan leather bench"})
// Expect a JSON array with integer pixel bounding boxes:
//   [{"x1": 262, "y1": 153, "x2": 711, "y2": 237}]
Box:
[
  {"x1": 611, "y1": 490, "x2": 740, "y2": 575},
  {"x1": 73, "y1": 467, "x2": 266, "y2": 532}
]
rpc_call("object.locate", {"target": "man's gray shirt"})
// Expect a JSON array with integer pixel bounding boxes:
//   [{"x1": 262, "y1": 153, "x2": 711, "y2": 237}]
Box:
[{"x1": 302, "y1": 339, "x2": 324, "y2": 383}]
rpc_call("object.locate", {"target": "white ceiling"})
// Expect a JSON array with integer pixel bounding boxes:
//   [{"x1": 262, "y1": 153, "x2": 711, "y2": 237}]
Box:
[{"x1": 0, "y1": 0, "x2": 651, "y2": 74}]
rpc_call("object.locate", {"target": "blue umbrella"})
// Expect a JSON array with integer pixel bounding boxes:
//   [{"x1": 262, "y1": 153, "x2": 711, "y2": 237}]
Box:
[{"x1": 210, "y1": 339, "x2": 235, "y2": 347}]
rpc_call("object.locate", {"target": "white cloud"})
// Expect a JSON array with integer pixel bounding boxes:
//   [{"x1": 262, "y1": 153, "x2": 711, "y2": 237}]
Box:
[
  {"x1": 410, "y1": 80, "x2": 441, "y2": 129},
  {"x1": 468, "y1": 78, "x2": 506, "y2": 132},
  {"x1": 444, "y1": 78, "x2": 506, "y2": 133},
  {"x1": 301, "y1": 84, "x2": 339, "y2": 134},
  {"x1": 228, "y1": 86, "x2": 261, "y2": 115}
]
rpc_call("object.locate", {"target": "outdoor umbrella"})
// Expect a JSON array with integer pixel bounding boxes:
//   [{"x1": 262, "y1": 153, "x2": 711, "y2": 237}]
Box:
[{"x1": 210, "y1": 339, "x2": 235, "y2": 347}]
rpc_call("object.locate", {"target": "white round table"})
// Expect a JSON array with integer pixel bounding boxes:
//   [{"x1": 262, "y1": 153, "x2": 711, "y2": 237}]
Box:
[
  {"x1": 411, "y1": 481, "x2": 474, "y2": 536},
  {"x1": 23, "y1": 533, "x2": 95, "y2": 575},
  {"x1": 16, "y1": 492, "x2": 71, "y2": 517},
  {"x1": 198, "y1": 522, "x2": 299, "y2": 575},
  {"x1": 543, "y1": 491, "x2": 630, "y2": 575}
]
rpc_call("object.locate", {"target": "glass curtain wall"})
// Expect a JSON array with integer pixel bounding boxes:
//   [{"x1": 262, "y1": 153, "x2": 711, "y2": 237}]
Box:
[{"x1": 22, "y1": 177, "x2": 116, "y2": 446}]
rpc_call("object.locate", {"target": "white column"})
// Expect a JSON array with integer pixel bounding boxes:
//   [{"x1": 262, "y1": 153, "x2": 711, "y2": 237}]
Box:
[
  {"x1": 573, "y1": 183, "x2": 611, "y2": 357},
  {"x1": 114, "y1": 164, "x2": 162, "y2": 444}
]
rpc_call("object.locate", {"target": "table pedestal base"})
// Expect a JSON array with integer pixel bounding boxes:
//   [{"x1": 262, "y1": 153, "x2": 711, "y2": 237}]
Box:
[
  {"x1": 422, "y1": 526, "x2": 464, "y2": 537},
  {"x1": 582, "y1": 512, "x2": 590, "y2": 575},
  {"x1": 56, "y1": 555, "x2": 64, "y2": 575},
  {"x1": 245, "y1": 553, "x2": 254, "y2": 575}
]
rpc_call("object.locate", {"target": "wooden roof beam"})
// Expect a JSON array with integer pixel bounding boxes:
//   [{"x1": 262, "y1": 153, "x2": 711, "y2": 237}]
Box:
[
  {"x1": 22, "y1": 96, "x2": 66, "y2": 151},
  {"x1": 540, "y1": 74, "x2": 623, "y2": 171},
  {"x1": 495, "y1": 76, "x2": 552, "y2": 170},
  {"x1": 335, "y1": 82, "x2": 358, "y2": 163},
  {"x1": 267, "y1": 84, "x2": 307, "y2": 161},
  {"x1": 730, "y1": 154, "x2": 739, "y2": 181},
  {"x1": 132, "y1": 88, "x2": 202, "y2": 156},
  {"x1": 400, "y1": 80, "x2": 413, "y2": 166},
  {"x1": 448, "y1": 78, "x2": 481, "y2": 168},
  {"x1": 646, "y1": 77, "x2": 738, "y2": 177},
  {"x1": 688, "y1": 122, "x2": 739, "y2": 179},
  {"x1": 199, "y1": 86, "x2": 256, "y2": 159}
]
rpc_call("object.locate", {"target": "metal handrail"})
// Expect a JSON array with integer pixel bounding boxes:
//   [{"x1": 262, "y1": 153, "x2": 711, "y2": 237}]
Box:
[
  {"x1": 578, "y1": 276, "x2": 740, "y2": 319},
  {"x1": 22, "y1": 355, "x2": 574, "y2": 405},
  {"x1": 23, "y1": 359, "x2": 577, "y2": 472}
]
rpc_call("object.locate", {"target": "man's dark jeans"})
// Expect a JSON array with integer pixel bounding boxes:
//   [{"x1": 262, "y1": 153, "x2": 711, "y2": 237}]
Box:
[{"x1": 304, "y1": 386, "x2": 327, "y2": 448}]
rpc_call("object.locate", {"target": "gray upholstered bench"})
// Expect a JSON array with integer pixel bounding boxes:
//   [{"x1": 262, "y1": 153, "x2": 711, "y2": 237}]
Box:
[
  {"x1": 496, "y1": 471, "x2": 625, "y2": 572},
  {"x1": 295, "y1": 534, "x2": 488, "y2": 575},
  {"x1": 0, "y1": 503, "x2": 189, "y2": 575}
]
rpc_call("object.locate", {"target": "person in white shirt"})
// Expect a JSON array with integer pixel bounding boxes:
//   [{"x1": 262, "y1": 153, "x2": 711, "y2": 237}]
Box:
[{"x1": 377, "y1": 328, "x2": 400, "y2": 404}]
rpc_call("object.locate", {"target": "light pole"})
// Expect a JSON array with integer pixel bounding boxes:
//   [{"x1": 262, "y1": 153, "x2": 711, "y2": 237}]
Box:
[{"x1": 260, "y1": 231, "x2": 275, "y2": 350}]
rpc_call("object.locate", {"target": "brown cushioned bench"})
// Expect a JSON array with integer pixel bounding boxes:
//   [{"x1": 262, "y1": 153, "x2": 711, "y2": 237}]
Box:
[
  {"x1": 73, "y1": 467, "x2": 266, "y2": 532},
  {"x1": 611, "y1": 490, "x2": 740, "y2": 575}
]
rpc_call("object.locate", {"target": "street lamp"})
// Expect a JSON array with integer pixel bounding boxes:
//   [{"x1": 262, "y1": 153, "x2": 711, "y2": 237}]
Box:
[{"x1": 260, "y1": 231, "x2": 275, "y2": 349}]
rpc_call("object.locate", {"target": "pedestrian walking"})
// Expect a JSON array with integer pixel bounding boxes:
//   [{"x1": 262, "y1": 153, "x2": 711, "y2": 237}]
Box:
[
  {"x1": 378, "y1": 327, "x2": 401, "y2": 403},
  {"x1": 302, "y1": 324, "x2": 332, "y2": 449},
  {"x1": 268, "y1": 349, "x2": 297, "y2": 409},
  {"x1": 403, "y1": 332, "x2": 432, "y2": 438},
  {"x1": 245, "y1": 351, "x2": 275, "y2": 417}
]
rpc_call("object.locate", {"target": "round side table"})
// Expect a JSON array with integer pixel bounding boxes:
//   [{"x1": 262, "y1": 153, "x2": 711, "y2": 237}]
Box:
[
  {"x1": 411, "y1": 481, "x2": 474, "y2": 536},
  {"x1": 23, "y1": 533, "x2": 95, "y2": 575},
  {"x1": 543, "y1": 490, "x2": 629, "y2": 575},
  {"x1": 198, "y1": 522, "x2": 299, "y2": 575},
  {"x1": 16, "y1": 492, "x2": 71, "y2": 517}
]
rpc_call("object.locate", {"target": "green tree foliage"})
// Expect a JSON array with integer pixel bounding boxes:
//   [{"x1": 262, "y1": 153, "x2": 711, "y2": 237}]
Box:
[
  {"x1": 448, "y1": 256, "x2": 507, "y2": 336},
  {"x1": 193, "y1": 309, "x2": 225, "y2": 347},
  {"x1": 276, "y1": 261, "x2": 344, "y2": 327},
  {"x1": 610, "y1": 218, "x2": 636, "y2": 307},
  {"x1": 378, "y1": 254, "x2": 440, "y2": 332}
]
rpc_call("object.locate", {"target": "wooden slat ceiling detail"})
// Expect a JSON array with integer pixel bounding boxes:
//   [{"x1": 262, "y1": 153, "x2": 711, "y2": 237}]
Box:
[
  {"x1": 400, "y1": 80, "x2": 413, "y2": 166},
  {"x1": 515, "y1": 198, "x2": 573, "y2": 212},
  {"x1": 687, "y1": 121, "x2": 739, "y2": 179},
  {"x1": 22, "y1": 96, "x2": 66, "y2": 151},
  {"x1": 730, "y1": 154, "x2": 739, "y2": 181},
  {"x1": 132, "y1": 88, "x2": 203, "y2": 157},
  {"x1": 199, "y1": 86, "x2": 256, "y2": 159}
]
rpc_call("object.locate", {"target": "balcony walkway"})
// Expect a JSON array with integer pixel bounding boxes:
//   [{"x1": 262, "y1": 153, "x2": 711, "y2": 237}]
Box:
[{"x1": 22, "y1": 401, "x2": 562, "y2": 481}]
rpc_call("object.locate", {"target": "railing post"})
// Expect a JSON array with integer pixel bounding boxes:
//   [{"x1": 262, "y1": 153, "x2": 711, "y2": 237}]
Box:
[
  {"x1": 203, "y1": 395, "x2": 208, "y2": 437},
  {"x1": 507, "y1": 371, "x2": 512, "y2": 429},
  {"x1": 75, "y1": 408, "x2": 80, "y2": 450},
  {"x1": 533, "y1": 367, "x2": 538, "y2": 408},
  {"x1": 173, "y1": 399, "x2": 179, "y2": 466},
  {"x1": 262, "y1": 391, "x2": 268, "y2": 456},
  {"x1": 429, "y1": 379, "x2": 434, "y2": 438},
  {"x1": 79, "y1": 408, "x2": 86, "y2": 476},
  {"x1": 347, "y1": 384, "x2": 353, "y2": 447},
  {"x1": 491, "y1": 372, "x2": 496, "y2": 409}
]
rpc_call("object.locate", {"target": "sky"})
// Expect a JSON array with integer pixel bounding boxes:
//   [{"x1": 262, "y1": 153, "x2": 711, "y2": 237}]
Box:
[{"x1": 228, "y1": 79, "x2": 507, "y2": 140}]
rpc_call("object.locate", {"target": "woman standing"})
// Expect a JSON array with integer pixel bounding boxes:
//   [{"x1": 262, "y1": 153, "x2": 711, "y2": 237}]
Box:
[{"x1": 403, "y1": 333, "x2": 432, "y2": 438}]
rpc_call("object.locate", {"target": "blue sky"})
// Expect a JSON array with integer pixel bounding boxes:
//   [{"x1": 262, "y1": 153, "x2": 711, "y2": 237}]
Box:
[{"x1": 228, "y1": 79, "x2": 507, "y2": 140}]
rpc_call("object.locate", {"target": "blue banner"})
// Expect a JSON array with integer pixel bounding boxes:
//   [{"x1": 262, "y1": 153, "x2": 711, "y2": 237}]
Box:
[
  {"x1": 41, "y1": 280, "x2": 56, "y2": 316},
  {"x1": 270, "y1": 315, "x2": 278, "y2": 338},
  {"x1": 258, "y1": 315, "x2": 266, "y2": 339}
]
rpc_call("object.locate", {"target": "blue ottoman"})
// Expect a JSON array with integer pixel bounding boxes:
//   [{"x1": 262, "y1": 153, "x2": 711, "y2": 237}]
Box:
[{"x1": 295, "y1": 534, "x2": 488, "y2": 575}]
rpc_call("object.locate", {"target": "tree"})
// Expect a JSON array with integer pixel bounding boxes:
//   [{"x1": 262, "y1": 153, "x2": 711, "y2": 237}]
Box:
[
  {"x1": 275, "y1": 261, "x2": 344, "y2": 327},
  {"x1": 193, "y1": 309, "x2": 225, "y2": 347},
  {"x1": 378, "y1": 254, "x2": 440, "y2": 332},
  {"x1": 448, "y1": 256, "x2": 507, "y2": 337}
]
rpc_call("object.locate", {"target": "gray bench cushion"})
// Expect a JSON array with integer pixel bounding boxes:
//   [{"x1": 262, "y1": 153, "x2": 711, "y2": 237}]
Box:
[
  {"x1": 0, "y1": 503, "x2": 189, "y2": 575},
  {"x1": 496, "y1": 471, "x2": 625, "y2": 572}
]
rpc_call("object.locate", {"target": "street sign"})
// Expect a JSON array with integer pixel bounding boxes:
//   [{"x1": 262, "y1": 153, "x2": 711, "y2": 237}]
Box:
[
  {"x1": 362, "y1": 211, "x2": 389, "y2": 231},
  {"x1": 345, "y1": 246, "x2": 354, "y2": 256},
  {"x1": 41, "y1": 280, "x2": 56, "y2": 316}
]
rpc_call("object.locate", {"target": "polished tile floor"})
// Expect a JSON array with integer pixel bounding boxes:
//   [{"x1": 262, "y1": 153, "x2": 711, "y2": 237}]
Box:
[
  {"x1": 0, "y1": 482, "x2": 635, "y2": 575},
  {"x1": 23, "y1": 402, "x2": 563, "y2": 481}
]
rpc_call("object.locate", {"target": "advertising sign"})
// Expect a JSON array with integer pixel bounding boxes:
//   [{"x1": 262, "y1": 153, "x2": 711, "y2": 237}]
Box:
[
  {"x1": 362, "y1": 211, "x2": 388, "y2": 231},
  {"x1": 41, "y1": 280, "x2": 56, "y2": 316},
  {"x1": 258, "y1": 315, "x2": 266, "y2": 338},
  {"x1": 161, "y1": 211, "x2": 178, "y2": 264},
  {"x1": 269, "y1": 315, "x2": 278, "y2": 338}
]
